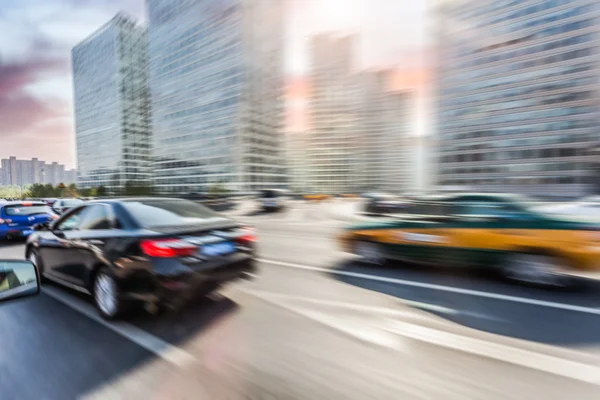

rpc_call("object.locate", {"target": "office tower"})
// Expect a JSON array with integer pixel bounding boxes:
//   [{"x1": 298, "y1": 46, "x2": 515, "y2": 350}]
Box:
[
  {"x1": 436, "y1": 0, "x2": 599, "y2": 198},
  {"x1": 0, "y1": 157, "x2": 75, "y2": 186},
  {"x1": 284, "y1": 130, "x2": 310, "y2": 192},
  {"x1": 147, "y1": 0, "x2": 286, "y2": 193},
  {"x1": 72, "y1": 13, "x2": 151, "y2": 190},
  {"x1": 307, "y1": 34, "x2": 360, "y2": 194},
  {"x1": 358, "y1": 71, "x2": 411, "y2": 193}
]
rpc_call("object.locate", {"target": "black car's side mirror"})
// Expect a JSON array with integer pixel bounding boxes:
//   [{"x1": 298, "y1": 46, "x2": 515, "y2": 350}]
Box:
[{"x1": 0, "y1": 260, "x2": 40, "y2": 303}]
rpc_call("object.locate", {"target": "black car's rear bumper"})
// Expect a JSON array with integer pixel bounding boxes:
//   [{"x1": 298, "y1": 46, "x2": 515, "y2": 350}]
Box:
[{"x1": 121, "y1": 253, "x2": 256, "y2": 307}]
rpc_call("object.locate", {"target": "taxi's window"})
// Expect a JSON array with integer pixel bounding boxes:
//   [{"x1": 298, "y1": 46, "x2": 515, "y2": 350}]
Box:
[
  {"x1": 410, "y1": 201, "x2": 454, "y2": 216},
  {"x1": 458, "y1": 202, "x2": 525, "y2": 218}
]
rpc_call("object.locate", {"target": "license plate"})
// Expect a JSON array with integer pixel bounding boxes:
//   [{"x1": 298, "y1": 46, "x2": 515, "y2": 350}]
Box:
[
  {"x1": 22, "y1": 230, "x2": 32, "y2": 235},
  {"x1": 201, "y1": 242, "x2": 235, "y2": 257}
]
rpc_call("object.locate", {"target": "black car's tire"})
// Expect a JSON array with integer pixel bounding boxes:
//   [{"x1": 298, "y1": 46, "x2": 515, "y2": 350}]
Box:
[
  {"x1": 93, "y1": 267, "x2": 130, "y2": 320},
  {"x1": 27, "y1": 248, "x2": 47, "y2": 283}
]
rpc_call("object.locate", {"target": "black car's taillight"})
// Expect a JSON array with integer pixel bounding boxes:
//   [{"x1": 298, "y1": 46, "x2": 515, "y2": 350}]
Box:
[
  {"x1": 237, "y1": 226, "x2": 257, "y2": 246},
  {"x1": 140, "y1": 239, "x2": 198, "y2": 258}
]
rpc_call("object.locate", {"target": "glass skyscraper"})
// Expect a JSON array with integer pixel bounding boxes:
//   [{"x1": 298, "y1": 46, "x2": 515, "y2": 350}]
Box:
[
  {"x1": 436, "y1": 0, "x2": 600, "y2": 198},
  {"x1": 307, "y1": 34, "x2": 361, "y2": 194},
  {"x1": 147, "y1": 0, "x2": 285, "y2": 194},
  {"x1": 72, "y1": 13, "x2": 151, "y2": 190}
]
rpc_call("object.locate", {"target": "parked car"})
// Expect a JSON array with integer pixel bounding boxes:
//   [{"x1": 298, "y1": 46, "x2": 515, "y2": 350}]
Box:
[
  {"x1": 26, "y1": 197, "x2": 257, "y2": 319},
  {"x1": 0, "y1": 201, "x2": 59, "y2": 240},
  {"x1": 52, "y1": 198, "x2": 85, "y2": 215},
  {"x1": 340, "y1": 193, "x2": 600, "y2": 287},
  {"x1": 41, "y1": 198, "x2": 59, "y2": 207}
]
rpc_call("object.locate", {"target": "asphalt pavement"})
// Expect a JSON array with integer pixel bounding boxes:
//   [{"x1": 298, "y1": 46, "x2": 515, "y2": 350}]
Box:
[{"x1": 1, "y1": 199, "x2": 600, "y2": 399}]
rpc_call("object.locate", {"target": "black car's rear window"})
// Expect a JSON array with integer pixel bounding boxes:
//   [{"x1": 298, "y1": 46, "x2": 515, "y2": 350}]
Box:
[
  {"x1": 122, "y1": 199, "x2": 221, "y2": 228},
  {"x1": 4, "y1": 204, "x2": 53, "y2": 216},
  {"x1": 63, "y1": 199, "x2": 84, "y2": 207}
]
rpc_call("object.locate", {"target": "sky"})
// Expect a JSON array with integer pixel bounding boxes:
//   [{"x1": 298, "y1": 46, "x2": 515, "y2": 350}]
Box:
[{"x1": 0, "y1": 0, "x2": 430, "y2": 169}]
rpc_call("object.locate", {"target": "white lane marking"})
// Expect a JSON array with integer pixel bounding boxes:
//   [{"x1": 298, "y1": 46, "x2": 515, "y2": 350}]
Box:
[
  {"x1": 258, "y1": 258, "x2": 600, "y2": 316},
  {"x1": 241, "y1": 289, "x2": 457, "y2": 316},
  {"x1": 244, "y1": 290, "x2": 404, "y2": 350},
  {"x1": 42, "y1": 285, "x2": 198, "y2": 368},
  {"x1": 244, "y1": 288, "x2": 600, "y2": 385},
  {"x1": 384, "y1": 319, "x2": 600, "y2": 385}
]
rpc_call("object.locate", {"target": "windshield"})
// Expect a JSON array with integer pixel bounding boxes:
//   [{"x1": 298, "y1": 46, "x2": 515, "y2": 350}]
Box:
[
  {"x1": 4, "y1": 204, "x2": 53, "y2": 216},
  {"x1": 122, "y1": 199, "x2": 221, "y2": 228}
]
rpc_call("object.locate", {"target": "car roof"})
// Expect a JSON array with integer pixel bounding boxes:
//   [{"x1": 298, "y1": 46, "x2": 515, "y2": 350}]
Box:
[
  {"x1": 1, "y1": 201, "x2": 46, "y2": 206},
  {"x1": 415, "y1": 193, "x2": 527, "y2": 203},
  {"x1": 86, "y1": 197, "x2": 190, "y2": 204}
]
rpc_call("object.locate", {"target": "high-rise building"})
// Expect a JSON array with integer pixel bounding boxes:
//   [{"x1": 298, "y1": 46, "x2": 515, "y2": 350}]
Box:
[
  {"x1": 358, "y1": 71, "x2": 412, "y2": 193},
  {"x1": 436, "y1": 0, "x2": 599, "y2": 198},
  {"x1": 72, "y1": 13, "x2": 151, "y2": 190},
  {"x1": 307, "y1": 34, "x2": 361, "y2": 194},
  {"x1": 284, "y1": 130, "x2": 310, "y2": 192},
  {"x1": 147, "y1": 0, "x2": 286, "y2": 194},
  {"x1": 0, "y1": 157, "x2": 76, "y2": 186}
]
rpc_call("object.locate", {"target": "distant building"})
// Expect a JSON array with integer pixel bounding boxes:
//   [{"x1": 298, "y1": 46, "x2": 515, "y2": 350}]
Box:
[
  {"x1": 147, "y1": 0, "x2": 286, "y2": 193},
  {"x1": 436, "y1": 0, "x2": 599, "y2": 198},
  {"x1": 72, "y1": 13, "x2": 151, "y2": 190},
  {"x1": 0, "y1": 157, "x2": 76, "y2": 186},
  {"x1": 307, "y1": 34, "x2": 360, "y2": 194},
  {"x1": 284, "y1": 131, "x2": 310, "y2": 192},
  {"x1": 358, "y1": 71, "x2": 411, "y2": 194}
]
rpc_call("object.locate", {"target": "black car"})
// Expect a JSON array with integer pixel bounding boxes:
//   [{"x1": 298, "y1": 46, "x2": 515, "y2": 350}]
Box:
[
  {"x1": 52, "y1": 198, "x2": 85, "y2": 215},
  {"x1": 364, "y1": 193, "x2": 407, "y2": 215},
  {"x1": 25, "y1": 198, "x2": 257, "y2": 319},
  {"x1": 42, "y1": 198, "x2": 59, "y2": 207}
]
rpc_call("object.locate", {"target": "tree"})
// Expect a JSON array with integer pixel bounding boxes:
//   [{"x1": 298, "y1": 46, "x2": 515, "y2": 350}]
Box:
[
  {"x1": 0, "y1": 185, "x2": 23, "y2": 199},
  {"x1": 96, "y1": 186, "x2": 107, "y2": 197},
  {"x1": 65, "y1": 183, "x2": 78, "y2": 198},
  {"x1": 123, "y1": 181, "x2": 153, "y2": 196},
  {"x1": 27, "y1": 184, "x2": 47, "y2": 198}
]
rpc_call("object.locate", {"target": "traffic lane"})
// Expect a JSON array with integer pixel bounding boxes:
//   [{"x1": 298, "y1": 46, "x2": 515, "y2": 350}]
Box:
[
  {"x1": 333, "y1": 260, "x2": 600, "y2": 347},
  {"x1": 95, "y1": 287, "x2": 600, "y2": 400},
  {"x1": 0, "y1": 239, "x2": 27, "y2": 259},
  {"x1": 0, "y1": 291, "x2": 154, "y2": 399}
]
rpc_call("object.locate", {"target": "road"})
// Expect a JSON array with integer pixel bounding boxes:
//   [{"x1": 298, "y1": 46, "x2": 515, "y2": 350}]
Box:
[{"x1": 2, "y1": 199, "x2": 600, "y2": 399}]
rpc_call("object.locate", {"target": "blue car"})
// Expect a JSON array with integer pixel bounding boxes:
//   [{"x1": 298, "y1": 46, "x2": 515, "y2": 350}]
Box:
[{"x1": 0, "y1": 201, "x2": 58, "y2": 240}]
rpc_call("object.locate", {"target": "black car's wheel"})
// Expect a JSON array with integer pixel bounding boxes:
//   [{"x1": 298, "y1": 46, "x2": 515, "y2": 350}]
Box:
[
  {"x1": 93, "y1": 267, "x2": 129, "y2": 320},
  {"x1": 502, "y1": 253, "x2": 572, "y2": 288},
  {"x1": 27, "y1": 248, "x2": 47, "y2": 283},
  {"x1": 356, "y1": 241, "x2": 386, "y2": 266}
]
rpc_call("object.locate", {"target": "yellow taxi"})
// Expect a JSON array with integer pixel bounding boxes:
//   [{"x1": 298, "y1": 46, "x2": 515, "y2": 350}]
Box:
[
  {"x1": 339, "y1": 193, "x2": 600, "y2": 287},
  {"x1": 303, "y1": 194, "x2": 331, "y2": 201}
]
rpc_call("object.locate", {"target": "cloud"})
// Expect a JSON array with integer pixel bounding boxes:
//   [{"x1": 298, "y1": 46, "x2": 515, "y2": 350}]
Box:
[{"x1": 0, "y1": 0, "x2": 143, "y2": 168}]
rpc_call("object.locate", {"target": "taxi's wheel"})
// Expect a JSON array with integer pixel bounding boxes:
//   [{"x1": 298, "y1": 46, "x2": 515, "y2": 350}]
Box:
[
  {"x1": 356, "y1": 241, "x2": 386, "y2": 266},
  {"x1": 503, "y1": 253, "x2": 570, "y2": 287}
]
